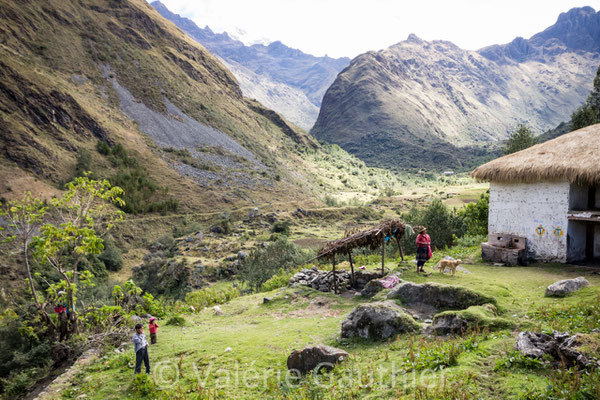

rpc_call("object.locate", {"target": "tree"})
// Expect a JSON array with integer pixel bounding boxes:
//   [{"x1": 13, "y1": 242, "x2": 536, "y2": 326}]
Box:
[
  {"x1": 571, "y1": 104, "x2": 597, "y2": 131},
  {"x1": 33, "y1": 175, "x2": 124, "y2": 337},
  {"x1": 458, "y1": 192, "x2": 489, "y2": 236},
  {"x1": 0, "y1": 194, "x2": 49, "y2": 322},
  {"x1": 502, "y1": 125, "x2": 538, "y2": 155}
]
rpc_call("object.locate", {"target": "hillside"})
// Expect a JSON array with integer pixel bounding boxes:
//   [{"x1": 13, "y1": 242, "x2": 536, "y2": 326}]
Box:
[
  {"x1": 312, "y1": 7, "x2": 600, "y2": 170},
  {"x1": 0, "y1": 0, "x2": 341, "y2": 214},
  {"x1": 151, "y1": 1, "x2": 350, "y2": 130}
]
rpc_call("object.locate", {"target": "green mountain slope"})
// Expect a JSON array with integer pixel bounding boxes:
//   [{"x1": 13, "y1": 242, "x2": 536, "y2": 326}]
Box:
[
  {"x1": 0, "y1": 0, "x2": 330, "y2": 211},
  {"x1": 312, "y1": 8, "x2": 600, "y2": 170}
]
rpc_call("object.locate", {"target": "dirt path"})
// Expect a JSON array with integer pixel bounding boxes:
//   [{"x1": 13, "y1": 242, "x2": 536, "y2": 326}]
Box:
[{"x1": 29, "y1": 349, "x2": 100, "y2": 400}]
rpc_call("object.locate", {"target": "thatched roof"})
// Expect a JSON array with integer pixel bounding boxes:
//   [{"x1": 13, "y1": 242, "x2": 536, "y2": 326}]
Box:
[
  {"x1": 471, "y1": 123, "x2": 600, "y2": 184},
  {"x1": 317, "y1": 219, "x2": 407, "y2": 259}
]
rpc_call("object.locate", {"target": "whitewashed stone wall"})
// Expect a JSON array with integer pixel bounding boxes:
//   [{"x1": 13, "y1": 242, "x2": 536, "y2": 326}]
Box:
[{"x1": 488, "y1": 182, "x2": 570, "y2": 262}]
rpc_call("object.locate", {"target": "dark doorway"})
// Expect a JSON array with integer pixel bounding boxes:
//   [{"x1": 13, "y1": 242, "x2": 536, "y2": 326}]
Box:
[{"x1": 586, "y1": 223, "x2": 595, "y2": 260}]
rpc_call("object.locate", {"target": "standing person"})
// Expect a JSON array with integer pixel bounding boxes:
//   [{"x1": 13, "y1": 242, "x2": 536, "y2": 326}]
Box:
[
  {"x1": 132, "y1": 323, "x2": 150, "y2": 374},
  {"x1": 149, "y1": 317, "x2": 159, "y2": 345},
  {"x1": 416, "y1": 227, "x2": 432, "y2": 273}
]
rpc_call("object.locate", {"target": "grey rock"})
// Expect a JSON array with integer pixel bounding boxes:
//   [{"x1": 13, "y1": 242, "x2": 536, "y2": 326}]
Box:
[
  {"x1": 185, "y1": 236, "x2": 195, "y2": 242},
  {"x1": 341, "y1": 301, "x2": 420, "y2": 340},
  {"x1": 287, "y1": 345, "x2": 349, "y2": 374},
  {"x1": 545, "y1": 277, "x2": 590, "y2": 297},
  {"x1": 515, "y1": 331, "x2": 594, "y2": 368},
  {"x1": 249, "y1": 207, "x2": 259, "y2": 219},
  {"x1": 361, "y1": 279, "x2": 383, "y2": 298},
  {"x1": 387, "y1": 282, "x2": 494, "y2": 310},
  {"x1": 263, "y1": 297, "x2": 272, "y2": 304},
  {"x1": 237, "y1": 251, "x2": 249, "y2": 259},
  {"x1": 430, "y1": 314, "x2": 469, "y2": 335}
]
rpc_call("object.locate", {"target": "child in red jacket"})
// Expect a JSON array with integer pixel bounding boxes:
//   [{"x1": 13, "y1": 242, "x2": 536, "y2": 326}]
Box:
[{"x1": 149, "y1": 317, "x2": 159, "y2": 344}]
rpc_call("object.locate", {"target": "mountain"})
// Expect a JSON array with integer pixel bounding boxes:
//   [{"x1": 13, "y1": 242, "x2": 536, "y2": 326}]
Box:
[
  {"x1": 0, "y1": 0, "x2": 332, "y2": 212},
  {"x1": 312, "y1": 7, "x2": 600, "y2": 170},
  {"x1": 151, "y1": 1, "x2": 350, "y2": 130}
]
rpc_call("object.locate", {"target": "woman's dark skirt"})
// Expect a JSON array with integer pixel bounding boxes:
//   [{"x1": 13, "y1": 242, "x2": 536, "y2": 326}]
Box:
[{"x1": 416, "y1": 246, "x2": 430, "y2": 261}]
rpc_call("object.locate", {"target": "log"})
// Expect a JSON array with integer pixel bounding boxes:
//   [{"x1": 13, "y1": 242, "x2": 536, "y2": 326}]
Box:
[{"x1": 395, "y1": 235, "x2": 404, "y2": 262}]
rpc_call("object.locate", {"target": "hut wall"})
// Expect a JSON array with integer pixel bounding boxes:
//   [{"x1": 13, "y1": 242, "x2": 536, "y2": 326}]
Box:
[{"x1": 489, "y1": 181, "x2": 569, "y2": 262}]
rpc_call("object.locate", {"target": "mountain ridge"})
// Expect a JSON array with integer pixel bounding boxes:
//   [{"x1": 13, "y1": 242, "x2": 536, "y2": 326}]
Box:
[
  {"x1": 312, "y1": 7, "x2": 600, "y2": 170},
  {"x1": 151, "y1": 1, "x2": 350, "y2": 130}
]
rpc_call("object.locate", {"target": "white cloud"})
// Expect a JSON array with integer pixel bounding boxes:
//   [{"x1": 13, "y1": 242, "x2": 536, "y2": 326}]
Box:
[{"x1": 155, "y1": 0, "x2": 600, "y2": 58}]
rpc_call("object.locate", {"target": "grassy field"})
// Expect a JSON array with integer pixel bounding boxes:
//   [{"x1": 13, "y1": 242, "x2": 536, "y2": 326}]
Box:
[{"x1": 47, "y1": 245, "x2": 600, "y2": 399}]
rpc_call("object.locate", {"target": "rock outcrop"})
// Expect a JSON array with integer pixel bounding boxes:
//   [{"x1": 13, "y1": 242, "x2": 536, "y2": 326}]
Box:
[
  {"x1": 341, "y1": 301, "x2": 420, "y2": 340},
  {"x1": 387, "y1": 282, "x2": 495, "y2": 310},
  {"x1": 515, "y1": 331, "x2": 598, "y2": 368},
  {"x1": 545, "y1": 277, "x2": 590, "y2": 297},
  {"x1": 431, "y1": 304, "x2": 512, "y2": 335},
  {"x1": 287, "y1": 345, "x2": 349, "y2": 374}
]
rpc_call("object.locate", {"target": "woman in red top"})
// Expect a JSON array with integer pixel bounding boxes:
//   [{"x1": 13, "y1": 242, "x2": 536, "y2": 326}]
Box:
[
  {"x1": 149, "y1": 317, "x2": 159, "y2": 344},
  {"x1": 416, "y1": 227, "x2": 432, "y2": 273}
]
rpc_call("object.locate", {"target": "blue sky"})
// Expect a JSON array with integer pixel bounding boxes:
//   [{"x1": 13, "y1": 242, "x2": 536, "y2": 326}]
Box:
[{"x1": 155, "y1": 0, "x2": 600, "y2": 58}]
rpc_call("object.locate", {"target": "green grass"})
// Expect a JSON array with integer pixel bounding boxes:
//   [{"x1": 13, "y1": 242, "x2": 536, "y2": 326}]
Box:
[{"x1": 53, "y1": 255, "x2": 600, "y2": 399}]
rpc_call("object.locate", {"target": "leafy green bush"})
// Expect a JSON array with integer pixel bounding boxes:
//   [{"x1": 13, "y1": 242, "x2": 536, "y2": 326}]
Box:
[
  {"x1": 98, "y1": 237, "x2": 123, "y2": 272},
  {"x1": 457, "y1": 192, "x2": 489, "y2": 236},
  {"x1": 271, "y1": 220, "x2": 291, "y2": 235},
  {"x1": 238, "y1": 239, "x2": 311, "y2": 292},
  {"x1": 184, "y1": 285, "x2": 240, "y2": 310},
  {"x1": 260, "y1": 268, "x2": 298, "y2": 292},
  {"x1": 166, "y1": 315, "x2": 185, "y2": 326},
  {"x1": 402, "y1": 198, "x2": 466, "y2": 250}
]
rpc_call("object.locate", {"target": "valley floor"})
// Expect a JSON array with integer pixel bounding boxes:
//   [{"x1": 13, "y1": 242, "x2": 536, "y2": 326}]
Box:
[{"x1": 43, "y1": 252, "x2": 600, "y2": 399}]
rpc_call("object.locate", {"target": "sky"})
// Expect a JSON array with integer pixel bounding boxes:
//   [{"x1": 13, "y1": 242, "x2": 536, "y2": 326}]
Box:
[{"x1": 155, "y1": 0, "x2": 600, "y2": 59}]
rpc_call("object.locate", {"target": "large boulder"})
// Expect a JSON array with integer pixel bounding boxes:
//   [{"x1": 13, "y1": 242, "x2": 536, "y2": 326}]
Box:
[
  {"x1": 341, "y1": 301, "x2": 420, "y2": 340},
  {"x1": 431, "y1": 304, "x2": 512, "y2": 335},
  {"x1": 545, "y1": 277, "x2": 590, "y2": 297},
  {"x1": 387, "y1": 282, "x2": 495, "y2": 310},
  {"x1": 287, "y1": 345, "x2": 349, "y2": 374}
]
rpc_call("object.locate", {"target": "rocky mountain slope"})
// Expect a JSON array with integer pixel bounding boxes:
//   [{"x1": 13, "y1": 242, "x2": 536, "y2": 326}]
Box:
[
  {"x1": 151, "y1": 1, "x2": 350, "y2": 130},
  {"x1": 0, "y1": 0, "x2": 333, "y2": 212},
  {"x1": 312, "y1": 7, "x2": 600, "y2": 170}
]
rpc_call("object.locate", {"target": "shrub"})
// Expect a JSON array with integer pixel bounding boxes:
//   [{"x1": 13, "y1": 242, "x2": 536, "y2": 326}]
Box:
[
  {"x1": 166, "y1": 315, "x2": 186, "y2": 326},
  {"x1": 402, "y1": 198, "x2": 466, "y2": 249},
  {"x1": 98, "y1": 237, "x2": 123, "y2": 272},
  {"x1": 271, "y1": 220, "x2": 291, "y2": 235},
  {"x1": 458, "y1": 192, "x2": 489, "y2": 236},
  {"x1": 238, "y1": 239, "x2": 311, "y2": 292},
  {"x1": 260, "y1": 268, "x2": 298, "y2": 292}
]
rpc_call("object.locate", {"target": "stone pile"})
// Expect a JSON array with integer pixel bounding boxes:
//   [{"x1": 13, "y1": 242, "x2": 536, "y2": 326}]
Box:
[
  {"x1": 289, "y1": 267, "x2": 351, "y2": 292},
  {"x1": 289, "y1": 268, "x2": 383, "y2": 292}
]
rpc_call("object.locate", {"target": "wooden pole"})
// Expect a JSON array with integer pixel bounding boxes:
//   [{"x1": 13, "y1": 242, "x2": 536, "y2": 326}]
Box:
[
  {"x1": 332, "y1": 254, "x2": 338, "y2": 294},
  {"x1": 395, "y1": 236, "x2": 404, "y2": 262},
  {"x1": 349, "y1": 252, "x2": 355, "y2": 286},
  {"x1": 381, "y1": 236, "x2": 385, "y2": 275}
]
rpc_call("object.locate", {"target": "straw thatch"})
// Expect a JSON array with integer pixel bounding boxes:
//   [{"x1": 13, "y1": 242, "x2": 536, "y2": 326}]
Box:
[
  {"x1": 471, "y1": 123, "x2": 600, "y2": 184},
  {"x1": 317, "y1": 219, "x2": 406, "y2": 260}
]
